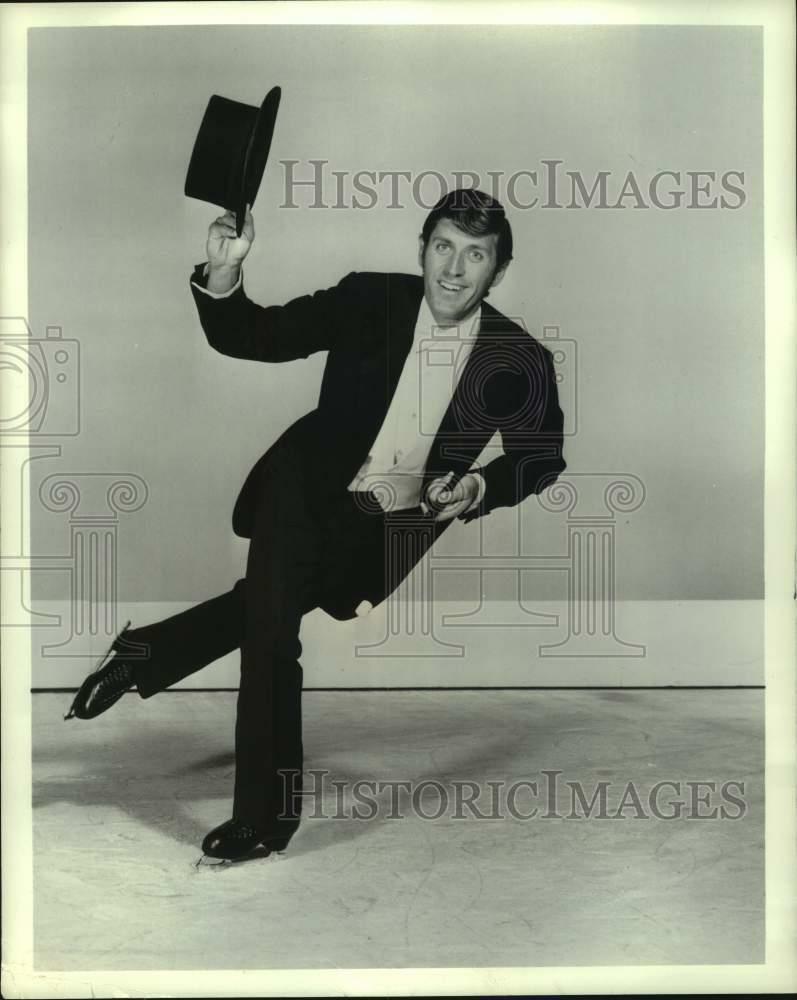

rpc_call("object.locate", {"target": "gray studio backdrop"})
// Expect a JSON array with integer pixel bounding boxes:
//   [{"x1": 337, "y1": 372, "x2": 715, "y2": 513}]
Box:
[{"x1": 27, "y1": 24, "x2": 762, "y2": 606}]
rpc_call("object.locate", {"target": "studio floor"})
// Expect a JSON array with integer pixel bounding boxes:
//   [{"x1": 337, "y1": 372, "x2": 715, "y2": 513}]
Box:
[{"x1": 32, "y1": 689, "x2": 763, "y2": 970}]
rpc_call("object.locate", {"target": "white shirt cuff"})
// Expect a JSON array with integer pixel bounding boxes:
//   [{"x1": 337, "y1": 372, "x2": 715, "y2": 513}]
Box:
[
  {"x1": 191, "y1": 262, "x2": 243, "y2": 299},
  {"x1": 465, "y1": 471, "x2": 486, "y2": 511}
]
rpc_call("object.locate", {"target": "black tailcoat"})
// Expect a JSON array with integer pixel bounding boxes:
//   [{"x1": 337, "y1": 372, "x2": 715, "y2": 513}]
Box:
[{"x1": 190, "y1": 266, "x2": 566, "y2": 617}]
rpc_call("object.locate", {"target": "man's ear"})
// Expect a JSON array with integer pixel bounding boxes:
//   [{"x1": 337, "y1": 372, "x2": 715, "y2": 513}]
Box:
[
  {"x1": 490, "y1": 262, "x2": 509, "y2": 289},
  {"x1": 417, "y1": 235, "x2": 426, "y2": 271}
]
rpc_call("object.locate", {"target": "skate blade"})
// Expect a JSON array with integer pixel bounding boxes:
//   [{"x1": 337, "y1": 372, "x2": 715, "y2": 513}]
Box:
[
  {"x1": 194, "y1": 855, "x2": 235, "y2": 870},
  {"x1": 193, "y1": 846, "x2": 285, "y2": 870}
]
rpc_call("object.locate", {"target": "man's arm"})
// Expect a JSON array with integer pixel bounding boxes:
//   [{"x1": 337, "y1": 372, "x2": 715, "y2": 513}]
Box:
[
  {"x1": 191, "y1": 262, "x2": 358, "y2": 363},
  {"x1": 190, "y1": 206, "x2": 355, "y2": 363},
  {"x1": 459, "y1": 343, "x2": 566, "y2": 522}
]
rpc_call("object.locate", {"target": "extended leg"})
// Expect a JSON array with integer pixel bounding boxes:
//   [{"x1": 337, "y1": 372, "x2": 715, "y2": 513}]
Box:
[
  {"x1": 65, "y1": 580, "x2": 247, "y2": 720},
  {"x1": 130, "y1": 580, "x2": 246, "y2": 698}
]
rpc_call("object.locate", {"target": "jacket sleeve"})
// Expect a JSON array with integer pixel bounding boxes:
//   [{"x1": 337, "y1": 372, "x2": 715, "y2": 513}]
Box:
[
  {"x1": 459, "y1": 343, "x2": 566, "y2": 522},
  {"x1": 189, "y1": 262, "x2": 358, "y2": 362}
]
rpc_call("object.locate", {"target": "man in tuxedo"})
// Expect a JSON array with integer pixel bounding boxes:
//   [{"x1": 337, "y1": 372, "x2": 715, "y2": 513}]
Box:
[{"x1": 66, "y1": 188, "x2": 566, "y2": 863}]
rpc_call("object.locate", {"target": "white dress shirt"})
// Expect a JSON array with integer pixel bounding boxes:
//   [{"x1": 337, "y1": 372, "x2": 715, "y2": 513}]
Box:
[
  {"x1": 192, "y1": 267, "x2": 486, "y2": 516},
  {"x1": 345, "y1": 294, "x2": 485, "y2": 512}
]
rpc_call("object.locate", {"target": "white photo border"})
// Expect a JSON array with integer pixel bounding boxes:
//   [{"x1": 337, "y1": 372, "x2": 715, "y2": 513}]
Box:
[{"x1": 1, "y1": 1, "x2": 794, "y2": 996}]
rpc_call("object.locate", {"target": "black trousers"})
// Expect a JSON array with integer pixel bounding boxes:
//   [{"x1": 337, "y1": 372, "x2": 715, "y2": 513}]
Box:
[{"x1": 125, "y1": 453, "x2": 452, "y2": 833}]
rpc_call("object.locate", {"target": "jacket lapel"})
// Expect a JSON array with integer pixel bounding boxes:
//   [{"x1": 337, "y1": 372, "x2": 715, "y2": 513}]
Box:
[
  {"x1": 386, "y1": 274, "x2": 424, "y2": 398},
  {"x1": 354, "y1": 274, "x2": 423, "y2": 444},
  {"x1": 422, "y1": 301, "x2": 514, "y2": 480}
]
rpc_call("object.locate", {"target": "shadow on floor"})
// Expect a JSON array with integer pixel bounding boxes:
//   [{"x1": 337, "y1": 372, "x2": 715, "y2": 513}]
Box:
[{"x1": 34, "y1": 708, "x2": 555, "y2": 856}]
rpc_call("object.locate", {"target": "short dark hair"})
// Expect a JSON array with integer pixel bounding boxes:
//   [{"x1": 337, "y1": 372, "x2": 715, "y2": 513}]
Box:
[{"x1": 420, "y1": 188, "x2": 513, "y2": 272}]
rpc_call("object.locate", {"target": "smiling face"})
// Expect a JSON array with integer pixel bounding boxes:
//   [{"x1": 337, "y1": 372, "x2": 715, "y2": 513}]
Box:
[{"x1": 419, "y1": 218, "x2": 508, "y2": 326}]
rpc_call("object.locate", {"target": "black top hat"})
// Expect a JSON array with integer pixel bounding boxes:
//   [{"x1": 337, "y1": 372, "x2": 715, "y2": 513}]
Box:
[{"x1": 184, "y1": 86, "x2": 281, "y2": 237}]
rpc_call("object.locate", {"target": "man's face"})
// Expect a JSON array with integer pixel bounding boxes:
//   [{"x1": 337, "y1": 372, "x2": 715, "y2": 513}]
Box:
[{"x1": 419, "y1": 218, "x2": 507, "y2": 326}]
